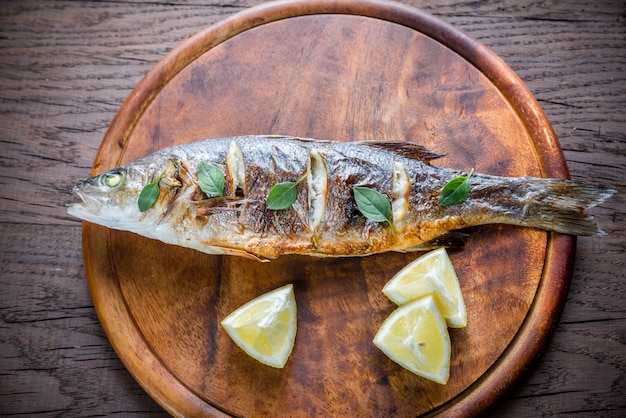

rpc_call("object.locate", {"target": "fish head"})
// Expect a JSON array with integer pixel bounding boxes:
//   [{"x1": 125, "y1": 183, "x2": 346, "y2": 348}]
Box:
[{"x1": 66, "y1": 156, "x2": 181, "y2": 232}]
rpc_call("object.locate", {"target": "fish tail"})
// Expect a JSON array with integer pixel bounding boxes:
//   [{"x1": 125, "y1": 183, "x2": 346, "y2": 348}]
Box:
[{"x1": 515, "y1": 178, "x2": 615, "y2": 236}]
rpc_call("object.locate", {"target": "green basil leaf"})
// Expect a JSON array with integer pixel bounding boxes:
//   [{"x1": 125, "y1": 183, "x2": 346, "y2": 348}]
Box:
[
  {"x1": 266, "y1": 170, "x2": 310, "y2": 211},
  {"x1": 266, "y1": 181, "x2": 298, "y2": 210},
  {"x1": 138, "y1": 181, "x2": 160, "y2": 212},
  {"x1": 198, "y1": 162, "x2": 225, "y2": 198},
  {"x1": 439, "y1": 169, "x2": 474, "y2": 206},
  {"x1": 354, "y1": 187, "x2": 390, "y2": 221},
  {"x1": 354, "y1": 186, "x2": 396, "y2": 235}
]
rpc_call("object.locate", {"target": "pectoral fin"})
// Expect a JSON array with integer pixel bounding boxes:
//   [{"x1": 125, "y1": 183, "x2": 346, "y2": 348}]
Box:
[
  {"x1": 404, "y1": 232, "x2": 469, "y2": 251},
  {"x1": 219, "y1": 246, "x2": 271, "y2": 262}
]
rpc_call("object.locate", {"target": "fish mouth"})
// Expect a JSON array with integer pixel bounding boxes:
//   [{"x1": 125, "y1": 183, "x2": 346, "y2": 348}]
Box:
[{"x1": 66, "y1": 187, "x2": 103, "y2": 219}]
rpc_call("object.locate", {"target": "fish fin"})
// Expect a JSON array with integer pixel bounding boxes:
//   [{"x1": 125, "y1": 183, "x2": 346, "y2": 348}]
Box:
[
  {"x1": 362, "y1": 141, "x2": 444, "y2": 162},
  {"x1": 404, "y1": 232, "x2": 469, "y2": 251},
  {"x1": 193, "y1": 197, "x2": 254, "y2": 217},
  {"x1": 515, "y1": 179, "x2": 615, "y2": 236},
  {"x1": 219, "y1": 247, "x2": 271, "y2": 262},
  {"x1": 426, "y1": 231, "x2": 469, "y2": 248}
]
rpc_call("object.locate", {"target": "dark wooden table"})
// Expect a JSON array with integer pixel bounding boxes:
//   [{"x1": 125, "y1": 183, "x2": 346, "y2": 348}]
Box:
[{"x1": 1, "y1": 0, "x2": 624, "y2": 416}]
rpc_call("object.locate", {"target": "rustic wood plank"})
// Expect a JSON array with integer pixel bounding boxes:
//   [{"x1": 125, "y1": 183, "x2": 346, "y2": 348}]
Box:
[
  {"x1": 0, "y1": 224, "x2": 167, "y2": 416},
  {"x1": 0, "y1": 0, "x2": 624, "y2": 416}
]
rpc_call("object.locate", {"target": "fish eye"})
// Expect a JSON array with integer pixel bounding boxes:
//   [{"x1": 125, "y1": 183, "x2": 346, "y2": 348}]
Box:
[{"x1": 100, "y1": 169, "x2": 125, "y2": 189}]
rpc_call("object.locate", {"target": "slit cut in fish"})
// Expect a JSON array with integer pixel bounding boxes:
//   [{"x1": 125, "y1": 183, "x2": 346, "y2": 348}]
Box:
[
  {"x1": 307, "y1": 149, "x2": 328, "y2": 232},
  {"x1": 227, "y1": 141, "x2": 245, "y2": 197},
  {"x1": 391, "y1": 160, "x2": 410, "y2": 227}
]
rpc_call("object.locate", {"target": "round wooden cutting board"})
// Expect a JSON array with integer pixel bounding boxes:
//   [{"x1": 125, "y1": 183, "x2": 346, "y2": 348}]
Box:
[{"x1": 82, "y1": 1, "x2": 575, "y2": 416}]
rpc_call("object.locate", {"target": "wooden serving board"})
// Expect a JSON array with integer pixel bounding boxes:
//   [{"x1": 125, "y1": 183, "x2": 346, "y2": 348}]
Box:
[{"x1": 83, "y1": 1, "x2": 575, "y2": 416}]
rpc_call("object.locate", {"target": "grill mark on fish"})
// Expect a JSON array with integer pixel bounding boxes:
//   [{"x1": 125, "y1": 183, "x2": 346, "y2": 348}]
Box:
[{"x1": 66, "y1": 135, "x2": 616, "y2": 261}]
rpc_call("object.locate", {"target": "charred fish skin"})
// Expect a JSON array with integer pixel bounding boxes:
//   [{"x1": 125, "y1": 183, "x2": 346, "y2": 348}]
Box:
[{"x1": 67, "y1": 135, "x2": 615, "y2": 260}]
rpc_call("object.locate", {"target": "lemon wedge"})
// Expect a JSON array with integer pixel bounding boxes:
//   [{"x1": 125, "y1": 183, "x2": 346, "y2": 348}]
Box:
[
  {"x1": 221, "y1": 284, "x2": 296, "y2": 368},
  {"x1": 382, "y1": 248, "x2": 467, "y2": 328},
  {"x1": 373, "y1": 294, "x2": 451, "y2": 384}
]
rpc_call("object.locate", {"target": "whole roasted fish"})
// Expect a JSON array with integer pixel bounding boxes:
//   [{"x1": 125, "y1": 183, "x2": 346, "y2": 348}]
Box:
[{"x1": 67, "y1": 135, "x2": 614, "y2": 260}]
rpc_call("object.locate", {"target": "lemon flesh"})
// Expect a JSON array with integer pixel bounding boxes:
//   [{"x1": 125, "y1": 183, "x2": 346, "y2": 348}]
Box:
[
  {"x1": 221, "y1": 284, "x2": 296, "y2": 368},
  {"x1": 373, "y1": 295, "x2": 451, "y2": 384},
  {"x1": 382, "y1": 248, "x2": 467, "y2": 328}
]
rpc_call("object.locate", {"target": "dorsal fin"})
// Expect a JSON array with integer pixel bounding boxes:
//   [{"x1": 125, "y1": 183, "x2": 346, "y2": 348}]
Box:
[{"x1": 362, "y1": 141, "x2": 444, "y2": 162}]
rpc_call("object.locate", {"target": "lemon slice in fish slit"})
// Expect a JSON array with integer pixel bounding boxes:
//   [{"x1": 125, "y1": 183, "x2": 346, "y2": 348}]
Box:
[
  {"x1": 221, "y1": 284, "x2": 296, "y2": 368},
  {"x1": 373, "y1": 294, "x2": 451, "y2": 384},
  {"x1": 382, "y1": 248, "x2": 467, "y2": 328}
]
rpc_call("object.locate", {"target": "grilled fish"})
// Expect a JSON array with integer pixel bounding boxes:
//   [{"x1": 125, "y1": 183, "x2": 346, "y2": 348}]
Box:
[{"x1": 67, "y1": 135, "x2": 614, "y2": 260}]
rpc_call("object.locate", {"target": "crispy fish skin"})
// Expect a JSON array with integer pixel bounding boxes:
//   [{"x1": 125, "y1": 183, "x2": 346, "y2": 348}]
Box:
[{"x1": 67, "y1": 135, "x2": 615, "y2": 260}]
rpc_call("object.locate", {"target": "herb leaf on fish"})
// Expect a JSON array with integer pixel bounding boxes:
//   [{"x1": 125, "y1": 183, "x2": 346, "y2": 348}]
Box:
[
  {"x1": 138, "y1": 179, "x2": 161, "y2": 212},
  {"x1": 198, "y1": 162, "x2": 225, "y2": 198},
  {"x1": 354, "y1": 186, "x2": 396, "y2": 236},
  {"x1": 439, "y1": 169, "x2": 474, "y2": 207},
  {"x1": 267, "y1": 171, "x2": 309, "y2": 210}
]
